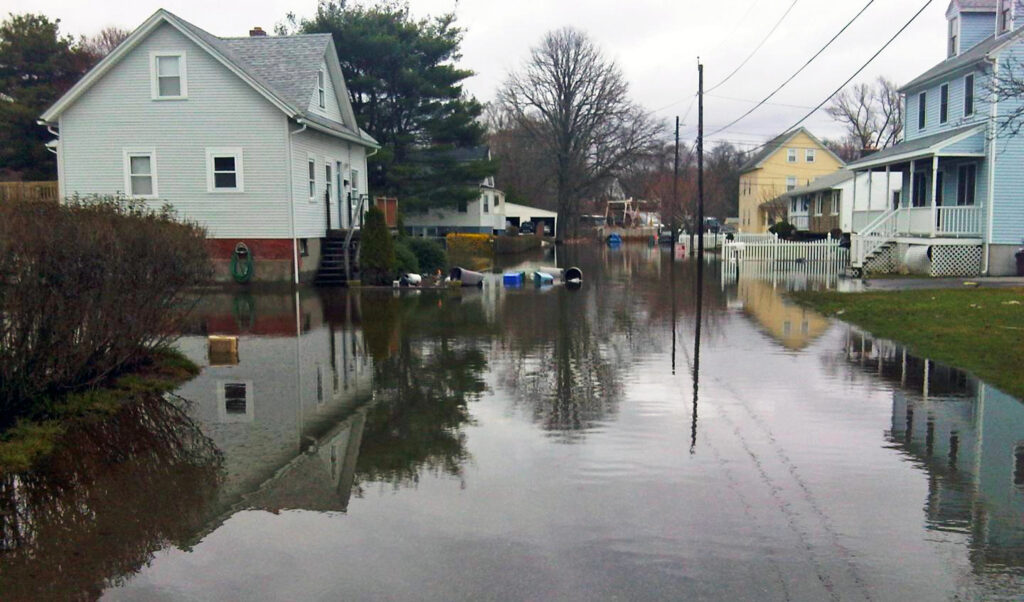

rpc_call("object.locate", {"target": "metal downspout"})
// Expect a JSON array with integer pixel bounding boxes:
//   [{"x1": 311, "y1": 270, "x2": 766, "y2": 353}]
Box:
[
  {"x1": 983, "y1": 56, "x2": 999, "y2": 274},
  {"x1": 288, "y1": 121, "x2": 308, "y2": 285}
]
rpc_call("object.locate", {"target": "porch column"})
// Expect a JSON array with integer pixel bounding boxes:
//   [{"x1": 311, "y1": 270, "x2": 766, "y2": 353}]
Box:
[
  {"x1": 885, "y1": 165, "x2": 891, "y2": 209},
  {"x1": 851, "y1": 169, "x2": 857, "y2": 213},
  {"x1": 868, "y1": 169, "x2": 873, "y2": 210},
  {"x1": 930, "y1": 155, "x2": 938, "y2": 237}
]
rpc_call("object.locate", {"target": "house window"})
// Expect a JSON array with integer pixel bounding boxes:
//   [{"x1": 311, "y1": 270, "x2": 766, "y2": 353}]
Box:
[
  {"x1": 205, "y1": 148, "x2": 243, "y2": 192},
  {"x1": 940, "y1": 84, "x2": 949, "y2": 124},
  {"x1": 299, "y1": 238, "x2": 309, "y2": 256},
  {"x1": 791, "y1": 197, "x2": 797, "y2": 212},
  {"x1": 786, "y1": 176, "x2": 797, "y2": 191},
  {"x1": 217, "y1": 381, "x2": 254, "y2": 422},
  {"x1": 831, "y1": 190, "x2": 841, "y2": 215},
  {"x1": 948, "y1": 17, "x2": 959, "y2": 57},
  {"x1": 123, "y1": 149, "x2": 157, "y2": 198},
  {"x1": 224, "y1": 383, "x2": 247, "y2": 415},
  {"x1": 483, "y1": 194, "x2": 490, "y2": 213},
  {"x1": 325, "y1": 162, "x2": 333, "y2": 204},
  {"x1": 317, "y1": 69, "x2": 326, "y2": 109},
  {"x1": 350, "y1": 169, "x2": 359, "y2": 198},
  {"x1": 787, "y1": 149, "x2": 797, "y2": 163},
  {"x1": 805, "y1": 149, "x2": 816, "y2": 163},
  {"x1": 814, "y1": 195, "x2": 823, "y2": 216},
  {"x1": 308, "y1": 157, "x2": 317, "y2": 201},
  {"x1": 912, "y1": 172, "x2": 928, "y2": 207},
  {"x1": 457, "y1": 199, "x2": 468, "y2": 213},
  {"x1": 151, "y1": 52, "x2": 186, "y2": 99},
  {"x1": 957, "y1": 164, "x2": 977, "y2": 205},
  {"x1": 918, "y1": 92, "x2": 927, "y2": 130},
  {"x1": 800, "y1": 196, "x2": 809, "y2": 212},
  {"x1": 999, "y1": 0, "x2": 1012, "y2": 33},
  {"x1": 964, "y1": 74, "x2": 975, "y2": 116}
]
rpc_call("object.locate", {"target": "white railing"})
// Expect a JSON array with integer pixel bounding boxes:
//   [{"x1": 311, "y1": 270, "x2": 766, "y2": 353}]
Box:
[
  {"x1": 723, "y1": 236, "x2": 848, "y2": 267},
  {"x1": 732, "y1": 232, "x2": 779, "y2": 244},
  {"x1": 790, "y1": 214, "x2": 809, "y2": 230},
  {"x1": 851, "y1": 208, "x2": 899, "y2": 268},
  {"x1": 936, "y1": 205, "x2": 983, "y2": 236}
]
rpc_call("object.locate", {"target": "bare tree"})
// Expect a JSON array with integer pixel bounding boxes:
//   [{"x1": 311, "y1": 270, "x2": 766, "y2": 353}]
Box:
[
  {"x1": 826, "y1": 76, "x2": 903, "y2": 155},
  {"x1": 81, "y1": 26, "x2": 129, "y2": 60},
  {"x1": 990, "y1": 57, "x2": 1024, "y2": 139},
  {"x1": 498, "y1": 28, "x2": 664, "y2": 239}
]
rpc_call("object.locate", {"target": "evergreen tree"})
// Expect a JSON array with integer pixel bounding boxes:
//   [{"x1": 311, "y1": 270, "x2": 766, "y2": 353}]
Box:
[
  {"x1": 359, "y1": 206, "x2": 395, "y2": 285},
  {"x1": 282, "y1": 1, "x2": 493, "y2": 212},
  {"x1": 0, "y1": 14, "x2": 94, "y2": 180}
]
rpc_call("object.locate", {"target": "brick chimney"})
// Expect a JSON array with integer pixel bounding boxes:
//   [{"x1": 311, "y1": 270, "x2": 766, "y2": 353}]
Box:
[{"x1": 249, "y1": 26, "x2": 267, "y2": 37}]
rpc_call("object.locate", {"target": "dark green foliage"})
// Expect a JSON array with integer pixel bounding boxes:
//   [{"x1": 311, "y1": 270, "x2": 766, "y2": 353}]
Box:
[
  {"x1": 394, "y1": 239, "x2": 420, "y2": 275},
  {"x1": 283, "y1": 1, "x2": 494, "y2": 211},
  {"x1": 0, "y1": 14, "x2": 97, "y2": 180},
  {"x1": 0, "y1": 197, "x2": 210, "y2": 425},
  {"x1": 769, "y1": 221, "x2": 796, "y2": 239},
  {"x1": 406, "y1": 237, "x2": 447, "y2": 273},
  {"x1": 359, "y1": 206, "x2": 396, "y2": 284}
]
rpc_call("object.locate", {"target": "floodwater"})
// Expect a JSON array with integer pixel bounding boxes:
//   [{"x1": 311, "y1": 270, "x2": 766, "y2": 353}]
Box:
[{"x1": 2, "y1": 244, "x2": 1023, "y2": 601}]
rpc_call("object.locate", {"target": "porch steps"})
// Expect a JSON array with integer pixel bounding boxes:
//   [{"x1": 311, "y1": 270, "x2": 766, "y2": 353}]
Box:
[{"x1": 315, "y1": 232, "x2": 360, "y2": 286}]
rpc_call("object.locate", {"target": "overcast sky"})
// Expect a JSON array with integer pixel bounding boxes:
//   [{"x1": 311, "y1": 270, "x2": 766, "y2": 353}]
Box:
[{"x1": 11, "y1": 0, "x2": 951, "y2": 148}]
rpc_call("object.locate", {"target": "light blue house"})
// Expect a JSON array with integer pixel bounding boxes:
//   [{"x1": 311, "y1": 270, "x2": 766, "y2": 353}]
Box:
[{"x1": 848, "y1": 0, "x2": 1024, "y2": 276}]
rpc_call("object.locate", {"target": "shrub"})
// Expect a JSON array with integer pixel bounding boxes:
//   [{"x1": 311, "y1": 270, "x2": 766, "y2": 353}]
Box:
[
  {"x1": 394, "y1": 239, "x2": 420, "y2": 275},
  {"x1": 445, "y1": 233, "x2": 493, "y2": 258},
  {"x1": 359, "y1": 206, "x2": 395, "y2": 285},
  {"x1": 769, "y1": 221, "x2": 796, "y2": 239},
  {"x1": 406, "y1": 238, "x2": 447, "y2": 273},
  {"x1": 0, "y1": 196, "x2": 211, "y2": 425}
]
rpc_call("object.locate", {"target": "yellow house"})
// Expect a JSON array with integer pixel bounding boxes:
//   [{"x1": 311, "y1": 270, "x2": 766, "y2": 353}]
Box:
[{"x1": 738, "y1": 127, "x2": 844, "y2": 233}]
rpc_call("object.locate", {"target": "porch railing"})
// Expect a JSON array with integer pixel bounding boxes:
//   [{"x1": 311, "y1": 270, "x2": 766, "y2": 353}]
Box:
[
  {"x1": 790, "y1": 214, "x2": 809, "y2": 230},
  {"x1": 851, "y1": 205, "x2": 984, "y2": 267},
  {"x1": 936, "y1": 205, "x2": 983, "y2": 236}
]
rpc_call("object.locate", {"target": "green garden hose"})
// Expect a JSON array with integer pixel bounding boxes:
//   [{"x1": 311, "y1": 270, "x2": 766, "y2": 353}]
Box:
[{"x1": 230, "y1": 242, "x2": 254, "y2": 283}]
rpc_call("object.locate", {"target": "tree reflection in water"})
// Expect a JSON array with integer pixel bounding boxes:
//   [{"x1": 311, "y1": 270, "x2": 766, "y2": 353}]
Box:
[
  {"x1": 0, "y1": 395, "x2": 222, "y2": 601},
  {"x1": 355, "y1": 291, "x2": 491, "y2": 491}
]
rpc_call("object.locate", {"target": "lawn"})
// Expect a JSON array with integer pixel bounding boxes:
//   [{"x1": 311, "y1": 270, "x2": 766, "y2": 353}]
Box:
[{"x1": 791, "y1": 287, "x2": 1024, "y2": 399}]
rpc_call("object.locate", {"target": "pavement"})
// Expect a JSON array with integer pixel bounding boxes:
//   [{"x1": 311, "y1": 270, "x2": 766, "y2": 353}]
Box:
[{"x1": 862, "y1": 276, "x2": 1024, "y2": 291}]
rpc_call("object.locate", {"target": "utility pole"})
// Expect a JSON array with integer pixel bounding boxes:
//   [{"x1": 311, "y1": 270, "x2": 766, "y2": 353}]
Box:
[
  {"x1": 692, "y1": 59, "x2": 704, "y2": 454},
  {"x1": 672, "y1": 116, "x2": 679, "y2": 245}
]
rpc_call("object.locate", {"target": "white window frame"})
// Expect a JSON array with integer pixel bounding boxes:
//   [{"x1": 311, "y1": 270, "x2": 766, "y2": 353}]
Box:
[
  {"x1": 216, "y1": 380, "x2": 255, "y2": 423},
  {"x1": 317, "y1": 68, "x2": 326, "y2": 109},
  {"x1": 308, "y1": 154, "x2": 318, "y2": 202},
  {"x1": 351, "y1": 168, "x2": 360, "y2": 198},
  {"x1": 122, "y1": 148, "x2": 157, "y2": 199},
  {"x1": 205, "y1": 147, "x2": 244, "y2": 193},
  {"x1": 787, "y1": 148, "x2": 797, "y2": 163},
  {"x1": 324, "y1": 158, "x2": 335, "y2": 207},
  {"x1": 940, "y1": 83, "x2": 949, "y2": 124},
  {"x1": 786, "y1": 176, "x2": 797, "y2": 192},
  {"x1": 805, "y1": 148, "x2": 816, "y2": 162},
  {"x1": 948, "y1": 16, "x2": 960, "y2": 57},
  {"x1": 918, "y1": 92, "x2": 927, "y2": 130},
  {"x1": 150, "y1": 51, "x2": 187, "y2": 100},
  {"x1": 830, "y1": 190, "x2": 841, "y2": 215},
  {"x1": 483, "y1": 193, "x2": 490, "y2": 214}
]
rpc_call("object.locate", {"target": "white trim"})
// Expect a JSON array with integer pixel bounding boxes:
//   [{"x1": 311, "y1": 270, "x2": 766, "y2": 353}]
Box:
[
  {"x1": 787, "y1": 148, "x2": 797, "y2": 163},
  {"x1": 216, "y1": 380, "x2": 255, "y2": 423},
  {"x1": 324, "y1": 156, "x2": 336, "y2": 224},
  {"x1": 939, "y1": 83, "x2": 949, "y2": 124},
  {"x1": 964, "y1": 73, "x2": 975, "y2": 117},
  {"x1": 307, "y1": 153, "x2": 318, "y2": 203},
  {"x1": 122, "y1": 147, "x2": 158, "y2": 198},
  {"x1": 150, "y1": 51, "x2": 187, "y2": 100},
  {"x1": 317, "y1": 68, "x2": 326, "y2": 109},
  {"x1": 846, "y1": 125, "x2": 986, "y2": 170},
  {"x1": 205, "y1": 147, "x2": 244, "y2": 193},
  {"x1": 805, "y1": 148, "x2": 816, "y2": 163}
]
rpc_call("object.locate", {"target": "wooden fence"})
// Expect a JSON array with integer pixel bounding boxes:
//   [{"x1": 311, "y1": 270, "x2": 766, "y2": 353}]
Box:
[{"x1": 0, "y1": 181, "x2": 59, "y2": 203}]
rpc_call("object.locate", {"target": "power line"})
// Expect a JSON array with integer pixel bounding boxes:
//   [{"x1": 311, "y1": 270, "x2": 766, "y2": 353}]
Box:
[
  {"x1": 720, "y1": 0, "x2": 934, "y2": 157},
  {"x1": 705, "y1": 0, "x2": 800, "y2": 94},
  {"x1": 707, "y1": 0, "x2": 876, "y2": 137}
]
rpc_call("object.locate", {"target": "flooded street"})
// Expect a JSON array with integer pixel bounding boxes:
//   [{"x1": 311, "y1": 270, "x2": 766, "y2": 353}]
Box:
[{"x1": 4, "y1": 244, "x2": 1022, "y2": 600}]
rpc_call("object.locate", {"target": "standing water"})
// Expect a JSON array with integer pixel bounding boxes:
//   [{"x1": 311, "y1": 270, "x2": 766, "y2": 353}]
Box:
[{"x1": 2, "y1": 244, "x2": 1022, "y2": 600}]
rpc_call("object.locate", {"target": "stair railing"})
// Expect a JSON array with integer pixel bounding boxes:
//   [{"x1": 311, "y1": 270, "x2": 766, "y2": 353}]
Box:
[
  {"x1": 851, "y1": 208, "x2": 900, "y2": 268},
  {"x1": 344, "y1": 194, "x2": 370, "y2": 283}
]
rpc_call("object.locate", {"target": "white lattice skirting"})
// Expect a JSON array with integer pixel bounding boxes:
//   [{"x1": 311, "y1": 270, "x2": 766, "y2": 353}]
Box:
[
  {"x1": 863, "y1": 244, "x2": 896, "y2": 274},
  {"x1": 929, "y1": 244, "x2": 983, "y2": 277}
]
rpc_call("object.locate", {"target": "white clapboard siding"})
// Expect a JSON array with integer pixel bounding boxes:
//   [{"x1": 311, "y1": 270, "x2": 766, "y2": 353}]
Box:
[
  {"x1": 307, "y1": 59, "x2": 345, "y2": 124},
  {"x1": 60, "y1": 23, "x2": 292, "y2": 238},
  {"x1": 290, "y1": 127, "x2": 368, "y2": 238}
]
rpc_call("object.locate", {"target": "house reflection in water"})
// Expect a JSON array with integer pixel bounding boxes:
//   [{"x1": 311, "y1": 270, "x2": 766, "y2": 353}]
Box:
[
  {"x1": 844, "y1": 327, "x2": 1024, "y2": 575},
  {"x1": 174, "y1": 290, "x2": 374, "y2": 513},
  {"x1": 724, "y1": 265, "x2": 836, "y2": 351}
]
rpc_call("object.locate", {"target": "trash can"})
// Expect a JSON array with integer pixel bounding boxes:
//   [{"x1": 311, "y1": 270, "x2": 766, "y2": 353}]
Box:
[{"x1": 1016, "y1": 248, "x2": 1024, "y2": 276}]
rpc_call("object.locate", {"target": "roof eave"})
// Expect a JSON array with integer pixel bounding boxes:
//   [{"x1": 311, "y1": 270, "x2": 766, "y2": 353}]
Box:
[{"x1": 298, "y1": 117, "x2": 380, "y2": 148}]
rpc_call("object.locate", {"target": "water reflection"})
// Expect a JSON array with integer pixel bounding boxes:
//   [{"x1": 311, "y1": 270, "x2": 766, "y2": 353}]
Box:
[
  {"x1": 844, "y1": 327, "x2": 1024, "y2": 582},
  {"x1": 0, "y1": 396, "x2": 222, "y2": 600}
]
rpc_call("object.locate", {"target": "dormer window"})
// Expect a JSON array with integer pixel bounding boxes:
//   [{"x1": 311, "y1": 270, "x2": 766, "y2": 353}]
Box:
[
  {"x1": 317, "y1": 69, "x2": 326, "y2": 109},
  {"x1": 151, "y1": 52, "x2": 187, "y2": 99},
  {"x1": 999, "y1": 0, "x2": 1012, "y2": 33},
  {"x1": 948, "y1": 16, "x2": 958, "y2": 57}
]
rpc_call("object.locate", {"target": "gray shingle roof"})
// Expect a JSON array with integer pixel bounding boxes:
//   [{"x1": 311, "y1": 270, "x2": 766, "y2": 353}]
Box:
[
  {"x1": 781, "y1": 170, "x2": 854, "y2": 198},
  {"x1": 845, "y1": 124, "x2": 982, "y2": 169},
  {"x1": 900, "y1": 24, "x2": 1024, "y2": 92}
]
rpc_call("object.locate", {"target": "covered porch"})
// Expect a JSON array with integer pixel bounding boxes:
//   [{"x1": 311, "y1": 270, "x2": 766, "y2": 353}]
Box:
[{"x1": 847, "y1": 125, "x2": 987, "y2": 274}]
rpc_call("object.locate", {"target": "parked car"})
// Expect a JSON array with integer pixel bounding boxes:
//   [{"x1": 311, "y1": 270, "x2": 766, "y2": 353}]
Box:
[{"x1": 519, "y1": 222, "x2": 535, "y2": 235}]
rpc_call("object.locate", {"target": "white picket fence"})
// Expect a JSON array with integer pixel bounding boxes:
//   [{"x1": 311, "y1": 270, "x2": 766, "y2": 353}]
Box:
[{"x1": 722, "y1": 236, "x2": 849, "y2": 270}]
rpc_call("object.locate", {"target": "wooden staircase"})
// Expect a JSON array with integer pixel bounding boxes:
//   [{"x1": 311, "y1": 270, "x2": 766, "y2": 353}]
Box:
[{"x1": 315, "y1": 230, "x2": 360, "y2": 286}]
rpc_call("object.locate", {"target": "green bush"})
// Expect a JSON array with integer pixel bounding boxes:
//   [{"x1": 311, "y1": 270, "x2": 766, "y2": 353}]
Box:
[
  {"x1": 394, "y1": 239, "x2": 420, "y2": 275},
  {"x1": 0, "y1": 196, "x2": 211, "y2": 425},
  {"x1": 359, "y1": 206, "x2": 396, "y2": 285},
  {"x1": 769, "y1": 220, "x2": 796, "y2": 239},
  {"x1": 406, "y1": 238, "x2": 448, "y2": 274}
]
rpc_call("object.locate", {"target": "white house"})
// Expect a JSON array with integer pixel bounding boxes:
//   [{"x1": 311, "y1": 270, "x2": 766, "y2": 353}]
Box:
[
  {"x1": 401, "y1": 146, "x2": 507, "y2": 235},
  {"x1": 39, "y1": 9, "x2": 379, "y2": 283},
  {"x1": 782, "y1": 170, "x2": 902, "y2": 234}
]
